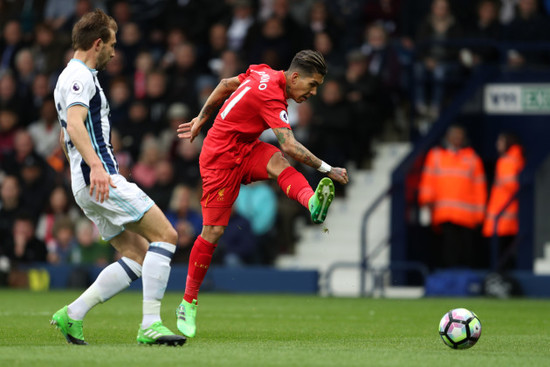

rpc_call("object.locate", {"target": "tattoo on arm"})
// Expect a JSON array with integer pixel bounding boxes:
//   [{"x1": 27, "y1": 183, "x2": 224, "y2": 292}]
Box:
[{"x1": 274, "y1": 128, "x2": 318, "y2": 167}]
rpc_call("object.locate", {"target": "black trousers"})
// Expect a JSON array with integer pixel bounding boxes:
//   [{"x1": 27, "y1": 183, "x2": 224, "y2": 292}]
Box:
[{"x1": 431, "y1": 222, "x2": 480, "y2": 269}]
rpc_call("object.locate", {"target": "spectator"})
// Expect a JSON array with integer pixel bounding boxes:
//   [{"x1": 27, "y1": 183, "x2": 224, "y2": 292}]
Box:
[
  {"x1": 360, "y1": 23, "x2": 403, "y2": 123},
  {"x1": 107, "y1": 76, "x2": 132, "y2": 129},
  {"x1": 0, "y1": 108, "x2": 20, "y2": 162},
  {"x1": 6, "y1": 212, "x2": 47, "y2": 264},
  {"x1": 27, "y1": 95, "x2": 60, "y2": 161},
  {"x1": 117, "y1": 100, "x2": 152, "y2": 161},
  {"x1": 172, "y1": 136, "x2": 202, "y2": 188},
  {"x1": 166, "y1": 184, "x2": 202, "y2": 237},
  {"x1": 30, "y1": 23, "x2": 68, "y2": 76},
  {"x1": 146, "y1": 159, "x2": 176, "y2": 213},
  {"x1": 0, "y1": 176, "x2": 22, "y2": 248},
  {"x1": 0, "y1": 19, "x2": 25, "y2": 75},
  {"x1": 13, "y1": 48, "x2": 37, "y2": 125},
  {"x1": 3, "y1": 129, "x2": 36, "y2": 176},
  {"x1": 235, "y1": 182, "x2": 277, "y2": 264},
  {"x1": 159, "y1": 102, "x2": 191, "y2": 157},
  {"x1": 72, "y1": 218, "x2": 112, "y2": 266},
  {"x1": 160, "y1": 27, "x2": 188, "y2": 70},
  {"x1": 18, "y1": 152, "x2": 55, "y2": 221},
  {"x1": 226, "y1": 0, "x2": 257, "y2": 52},
  {"x1": 216, "y1": 49, "x2": 244, "y2": 80},
  {"x1": 342, "y1": 50, "x2": 385, "y2": 168},
  {"x1": 133, "y1": 51, "x2": 155, "y2": 100},
  {"x1": 364, "y1": 0, "x2": 403, "y2": 37},
  {"x1": 117, "y1": 21, "x2": 143, "y2": 75},
  {"x1": 202, "y1": 23, "x2": 229, "y2": 77},
  {"x1": 504, "y1": 0, "x2": 550, "y2": 68},
  {"x1": 29, "y1": 73, "x2": 54, "y2": 123},
  {"x1": 47, "y1": 215, "x2": 77, "y2": 264},
  {"x1": 144, "y1": 69, "x2": 171, "y2": 131},
  {"x1": 171, "y1": 219, "x2": 196, "y2": 264},
  {"x1": 413, "y1": 0, "x2": 464, "y2": 119},
  {"x1": 131, "y1": 136, "x2": 161, "y2": 190},
  {"x1": 418, "y1": 125, "x2": 487, "y2": 269},
  {"x1": 313, "y1": 79, "x2": 352, "y2": 175},
  {"x1": 483, "y1": 133, "x2": 524, "y2": 272},
  {"x1": 165, "y1": 43, "x2": 201, "y2": 113},
  {"x1": 246, "y1": 15, "x2": 293, "y2": 70},
  {"x1": 0, "y1": 72, "x2": 25, "y2": 121},
  {"x1": 110, "y1": 128, "x2": 132, "y2": 180},
  {"x1": 304, "y1": 1, "x2": 341, "y2": 50},
  {"x1": 36, "y1": 185, "x2": 79, "y2": 245},
  {"x1": 219, "y1": 209, "x2": 258, "y2": 266},
  {"x1": 313, "y1": 31, "x2": 346, "y2": 77},
  {"x1": 461, "y1": 0, "x2": 502, "y2": 68},
  {"x1": 44, "y1": 0, "x2": 77, "y2": 31}
]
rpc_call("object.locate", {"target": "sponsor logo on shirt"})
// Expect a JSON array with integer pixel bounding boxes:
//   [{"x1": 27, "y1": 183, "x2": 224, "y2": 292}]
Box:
[
  {"x1": 71, "y1": 80, "x2": 83, "y2": 95},
  {"x1": 279, "y1": 110, "x2": 289, "y2": 124}
]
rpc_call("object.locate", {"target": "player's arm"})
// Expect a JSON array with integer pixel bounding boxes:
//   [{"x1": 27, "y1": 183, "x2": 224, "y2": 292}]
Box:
[
  {"x1": 177, "y1": 76, "x2": 241, "y2": 142},
  {"x1": 66, "y1": 105, "x2": 116, "y2": 202},
  {"x1": 273, "y1": 127, "x2": 349, "y2": 185},
  {"x1": 59, "y1": 129, "x2": 69, "y2": 162}
]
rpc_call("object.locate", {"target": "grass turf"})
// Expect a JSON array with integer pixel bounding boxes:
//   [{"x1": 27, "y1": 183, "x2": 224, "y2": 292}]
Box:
[{"x1": 0, "y1": 290, "x2": 549, "y2": 367}]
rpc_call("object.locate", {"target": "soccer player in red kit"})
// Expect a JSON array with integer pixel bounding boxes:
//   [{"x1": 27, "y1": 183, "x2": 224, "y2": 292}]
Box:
[{"x1": 175, "y1": 50, "x2": 349, "y2": 337}]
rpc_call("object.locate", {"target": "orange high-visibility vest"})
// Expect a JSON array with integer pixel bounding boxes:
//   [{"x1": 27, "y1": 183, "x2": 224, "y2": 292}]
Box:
[
  {"x1": 482, "y1": 145, "x2": 524, "y2": 237},
  {"x1": 419, "y1": 146, "x2": 487, "y2": 228}
]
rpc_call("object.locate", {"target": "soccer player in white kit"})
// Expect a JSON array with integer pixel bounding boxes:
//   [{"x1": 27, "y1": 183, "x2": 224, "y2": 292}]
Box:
[{"x1": 50, "y1": 9, "x2": 185, "y2": 346}]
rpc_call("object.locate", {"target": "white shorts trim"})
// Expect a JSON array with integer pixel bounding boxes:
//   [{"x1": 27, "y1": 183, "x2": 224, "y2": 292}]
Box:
[{"x1": 74, "y1": 174, "x2": 155, "y2": 240}]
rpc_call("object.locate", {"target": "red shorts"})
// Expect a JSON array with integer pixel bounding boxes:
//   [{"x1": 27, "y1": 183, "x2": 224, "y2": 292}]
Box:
[{"x1": 200, "y1": 141, "x2": 280, "y2": 226}]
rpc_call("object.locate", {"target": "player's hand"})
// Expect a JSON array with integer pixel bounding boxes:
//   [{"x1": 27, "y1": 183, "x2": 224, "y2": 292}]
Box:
[
  {"x1": 328, "y1": 167, "x2": 349, "y2": 185},
  {"x1": 177, "y1": 117, "x2": 200, "y2": 143},
  {"x1": 89, "y1": 165, "x2": 116, "y2": 203}
]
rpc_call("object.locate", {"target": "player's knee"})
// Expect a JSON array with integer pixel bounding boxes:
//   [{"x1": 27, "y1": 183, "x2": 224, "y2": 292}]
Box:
[
  {"x1": 161, "y1": 226, "x2": 178, "y2": 245},
  {"x1": 202, "y1": 225, "x2": 225, "y2": 243},
  {"x1": 268, "y1": 152, "x2": 290, "y2": 177}
]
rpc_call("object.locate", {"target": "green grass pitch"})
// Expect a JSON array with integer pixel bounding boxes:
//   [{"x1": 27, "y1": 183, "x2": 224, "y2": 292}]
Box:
[{"x1": 1, "y1": 290, "x2": 550, "y2": 367}]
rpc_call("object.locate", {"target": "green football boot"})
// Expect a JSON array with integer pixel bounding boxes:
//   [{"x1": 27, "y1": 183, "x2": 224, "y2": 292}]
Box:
[
  {"x1": 176, "y1": 299, "x2": 197, "y2": 338},
  {"x1": 309, "y1": 177, "x2": 335, "y2": 224},
  {"x1": 137, "y1": 321, "x2": 186, "y2": 346},
  {"x1": 50, "y1": 305, "x2": 87, "y2": 345}
]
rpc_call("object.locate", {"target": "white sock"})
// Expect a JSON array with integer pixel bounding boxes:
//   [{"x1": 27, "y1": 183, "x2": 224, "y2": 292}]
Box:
[
  {"x1": 141, "y1": 242, "x2": 175, "y2": 328},
  {"x1": 67, "y1": 257, "x2": 142, "y2": 320}
]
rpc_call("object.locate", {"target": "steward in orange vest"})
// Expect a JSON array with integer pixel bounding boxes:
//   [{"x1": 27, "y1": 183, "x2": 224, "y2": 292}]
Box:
[
  {"x1": 419, "y1": 129, "x2": 487, "y2": 229},
  {"x1": 418, "y1": 125, "x2": 487, "y2": 269},
  {"x1": 483, "y1": 142, "x2": 524, "y2": 237}
]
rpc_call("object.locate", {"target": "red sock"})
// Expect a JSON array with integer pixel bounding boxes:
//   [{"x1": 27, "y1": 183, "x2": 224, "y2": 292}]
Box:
[
  {"x1": 277, "y1": 166, "x2": 314, "y2": 209},
  {"x1": 183, "y1": 235, "x2": 217, "y2": 303}
]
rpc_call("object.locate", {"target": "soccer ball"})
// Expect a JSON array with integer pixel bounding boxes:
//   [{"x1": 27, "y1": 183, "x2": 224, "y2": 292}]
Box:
[{"x1": 438, "y1": 308, "x2": 482, "y2": 349}]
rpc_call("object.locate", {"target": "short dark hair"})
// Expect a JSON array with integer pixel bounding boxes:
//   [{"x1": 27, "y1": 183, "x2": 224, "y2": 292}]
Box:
[
  {"x1": 72, "y1": 9, "x2": 117, "y2": 51},
  {"x1": 288, "y1": 50, "x2": 327, "y2": 77}
]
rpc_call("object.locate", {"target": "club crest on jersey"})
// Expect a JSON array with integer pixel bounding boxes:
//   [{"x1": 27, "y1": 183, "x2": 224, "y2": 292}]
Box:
[
  {"x1": 71, "y1": 81, "x2": 83, "y2": 95},
  {"x1": 279, "y1": 110, "x2": 289, "y2": 124}
]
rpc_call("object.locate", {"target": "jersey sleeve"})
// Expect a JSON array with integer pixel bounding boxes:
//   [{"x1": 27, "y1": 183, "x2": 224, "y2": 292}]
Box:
[
  {"x1": 237, "y1": 68, "x2": 251, "y2": 83},
  {"x1": 65, "y1": 72, "x2": 95, "y2": 110},
  {"x1": 261, "y1": 99, "x2": 291, "y2": 130}
]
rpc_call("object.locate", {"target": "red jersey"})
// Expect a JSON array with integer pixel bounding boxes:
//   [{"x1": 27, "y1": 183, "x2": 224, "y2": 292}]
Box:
[{"x1": 200, "y1": 64, "x2": 291, "y2": 169}]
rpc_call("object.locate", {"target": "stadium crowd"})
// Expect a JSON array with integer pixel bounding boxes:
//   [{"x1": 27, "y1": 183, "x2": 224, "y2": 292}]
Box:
[{"x1": 1, "y1": 0, "x2": 550, "y2": 286}]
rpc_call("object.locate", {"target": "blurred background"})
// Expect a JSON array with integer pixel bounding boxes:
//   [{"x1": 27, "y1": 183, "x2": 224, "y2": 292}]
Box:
[{"x1": 2, "y1": 0, "x2": 550, "y2": 298}]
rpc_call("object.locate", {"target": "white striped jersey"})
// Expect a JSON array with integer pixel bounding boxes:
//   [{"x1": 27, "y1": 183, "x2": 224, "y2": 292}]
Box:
[{"x1": 54, "y1": 59, "x2": 118, "y2": 194}]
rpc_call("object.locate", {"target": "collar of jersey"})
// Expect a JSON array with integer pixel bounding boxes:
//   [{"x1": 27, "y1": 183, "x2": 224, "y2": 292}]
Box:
[{"x1": 70, "y1": 58, "x2": 98, "y2": 76}]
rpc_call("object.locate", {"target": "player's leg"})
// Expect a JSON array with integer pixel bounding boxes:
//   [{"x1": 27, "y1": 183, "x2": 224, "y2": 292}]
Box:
[
  {"x1": 176, "y1": 224, "x2": 225, "y2": 338},
  {"x1": 51, "y1": 230, "x2": 145, "y2": 345},
  {"x1": 51, "y1": 182, "x2": 149, "y2": 345},
  {"x1": 266, "y1": 150, "x2": 335, "y2": 224},
  {"x1": 125, "y1": 205, "x2": 185, "y2": 346}
]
